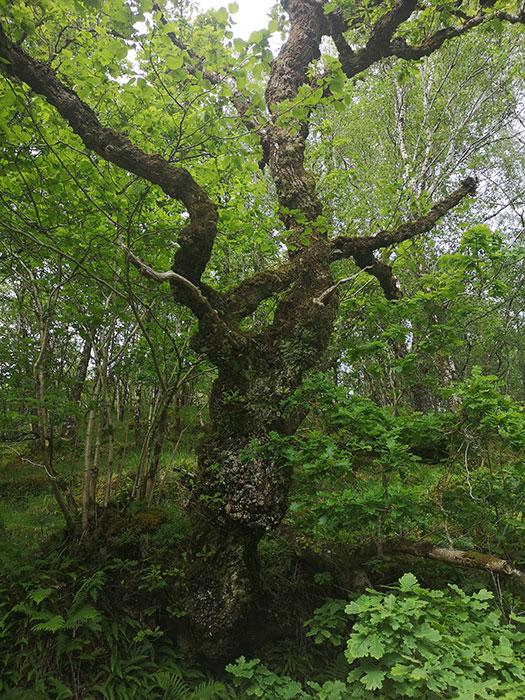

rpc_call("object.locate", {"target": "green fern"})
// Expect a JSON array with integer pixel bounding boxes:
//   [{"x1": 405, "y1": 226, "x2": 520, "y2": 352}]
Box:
[
  {"x1": 63, "y1": 604, "x2": 101, "y2": 630},
  {"x1": 318, "y1": 652, "x2": 349, "y2": 683},
  {"x1": 187, "y1": 679, "x2": 230, "y2": 699},
  {"x1": 0, "y1": 690, "x2": 40, "y2": 700},
  {"x1": 153, "y1": 671, "x2": 191, "y2": 699}
]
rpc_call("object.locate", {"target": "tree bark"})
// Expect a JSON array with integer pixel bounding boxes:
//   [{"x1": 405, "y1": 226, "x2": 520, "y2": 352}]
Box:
[
  {"x1": 181, "y1": 0, "x2": 339, "y2": 654},
  {"x1": 392, "y1": 539, "x2": 525, "y2": 585},
  {"x1": 81, "y1": 379, "x2": 99, "y2": 533},
  {"x1": 63, "y1": 338, "x2": 92, "y2": 439}
]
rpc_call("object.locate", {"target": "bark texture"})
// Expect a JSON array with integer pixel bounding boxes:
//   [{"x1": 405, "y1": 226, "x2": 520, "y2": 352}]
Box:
[{"x1": 392, "y1": 540, "x2": 525, "y2": 585}]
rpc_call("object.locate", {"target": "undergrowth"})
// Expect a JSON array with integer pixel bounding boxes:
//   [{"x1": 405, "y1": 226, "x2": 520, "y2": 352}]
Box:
[{"x1": 1, "y1": 547, "x2": 523, "y2": 699}]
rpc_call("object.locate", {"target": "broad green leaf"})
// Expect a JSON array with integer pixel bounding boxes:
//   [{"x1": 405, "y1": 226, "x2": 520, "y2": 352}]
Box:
[
  {"x1": 399, "y1": 573, "x2": 418, "y2": 591},
  {"x1": 360, "y1": 668, "x2": 385, "y2": 690}
]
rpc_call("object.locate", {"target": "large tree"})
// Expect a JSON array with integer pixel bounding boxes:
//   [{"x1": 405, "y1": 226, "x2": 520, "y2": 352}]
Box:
[{"x1": 1, "y1": 0, "x2": 523, "y2": 653}]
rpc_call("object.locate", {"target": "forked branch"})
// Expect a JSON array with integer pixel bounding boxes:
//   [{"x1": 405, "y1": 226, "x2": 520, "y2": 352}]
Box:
[
  {"x1": 0, "y1": 23, "x2": 218, "y2": 287},
  {"x1": 118, "y1": 240, "x2": 221, "y2": 325},
  {"x1": 326, "y1": 1, "x2": 525, "y2": 80},
  {"x1": 330, "y1": 177, "x2": 477, "y2": 300}
]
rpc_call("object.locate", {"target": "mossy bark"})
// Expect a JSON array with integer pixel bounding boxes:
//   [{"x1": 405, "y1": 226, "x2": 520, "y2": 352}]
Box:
[
  {"x1": 178, "y1": 0, "x2": 338, "y2": 654},
  {"x1": 184, "y1": 240, "x2": 338, "y2": 654},
  {"x1": 184, "y1": 326, "x2": 334, "y2": 654}
]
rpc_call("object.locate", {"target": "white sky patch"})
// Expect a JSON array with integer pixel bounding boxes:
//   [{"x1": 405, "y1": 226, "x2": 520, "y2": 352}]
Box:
[{"x1": 195, "y1": 0, "x2": 275, "y2": 38}]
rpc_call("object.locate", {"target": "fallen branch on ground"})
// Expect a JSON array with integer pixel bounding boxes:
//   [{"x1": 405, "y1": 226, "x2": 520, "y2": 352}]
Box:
[{"x1": 392, "y1": 539, "x2": 525, "y2": 585}]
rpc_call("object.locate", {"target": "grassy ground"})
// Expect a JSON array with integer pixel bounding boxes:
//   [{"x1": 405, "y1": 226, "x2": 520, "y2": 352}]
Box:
[{"x1": 0, "y1": 421, "x2": 198, "y2": 563}]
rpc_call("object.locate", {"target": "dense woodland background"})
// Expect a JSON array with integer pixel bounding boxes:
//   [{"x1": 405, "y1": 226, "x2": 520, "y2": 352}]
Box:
[{"x1": 0, "y1": 0, "x2": 524, "y2": 697}]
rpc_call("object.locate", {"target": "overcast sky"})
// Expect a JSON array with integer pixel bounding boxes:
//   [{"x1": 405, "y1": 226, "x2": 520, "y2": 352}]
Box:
[{"x1": 195, "y1": 0, "x2": 275, "y2": 38}]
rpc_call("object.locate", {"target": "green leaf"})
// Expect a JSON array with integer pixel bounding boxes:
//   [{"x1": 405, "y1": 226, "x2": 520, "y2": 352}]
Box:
[
  {"x1": 329, "y1": 73, "x2": 345, "y2": 95},
  {"x1": 361, "y1": 668, "x2": 386, "y2": 690},
  {"x1": 166, "y1": 54, "x2": 183, "y2": 70},
  {"x1": 32, "y1": 615, "x2": 65, "y2": 632},
  {"x1": 399, "y1": 573, "x2": 418, "y2": 591},
  {"x1": 216, "y1": 7, "x2": 228, "y2": 24}
]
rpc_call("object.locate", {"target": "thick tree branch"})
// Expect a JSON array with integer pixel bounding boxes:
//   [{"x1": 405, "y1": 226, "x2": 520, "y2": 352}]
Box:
[
  {"x1": 368, "y1": 0, "x2": 419, "y2": 44},
  {"x1": 328, "y1": 0, "x2": 418, "y2": 78},
  {"x1": 285, "y1": 530, "x2": 525, "y2": 589},
  {"x1": 332, "y1": 176, "x2": 477, "y2": 262},
  {"x1": 327, "y1": 2, "x2": 525, "y2": 80},
  {"x1": 352, "y1": 252, "x2": 403, "y2": 300},
  {"x1": 390, "y1": 8, "x2": 525, "y2": 62},
  {"x1": 0, "y1": 24, "x2": 218, "y2": 287},
  {"x1": 224, "y1": 263, "x2": 295, "y2": 321},
  {"x1": 260, "y1": 0, "x2": 338, "y2": 350}
]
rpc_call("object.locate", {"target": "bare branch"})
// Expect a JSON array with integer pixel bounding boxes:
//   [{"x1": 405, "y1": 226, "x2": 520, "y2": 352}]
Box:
[
  {"x1": 117, "y1": 239, "x2": 222, "y2": 324},
  {"x1": 393, "y1": 540, "x2": 525, "y2": 585},
  {"x1": 118, "y1": 240, "x2": 245, "y2": 351},
  {"x1": 312, "y1": 266, "x2": 373, "y2": 306}
]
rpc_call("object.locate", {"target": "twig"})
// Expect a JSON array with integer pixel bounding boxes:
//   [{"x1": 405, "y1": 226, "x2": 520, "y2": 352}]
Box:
[
  {"x1": 117, "y1": 239, "x2": 221, "y2": 323},
  {"x1": 4, "y1": 444, "x2": 57, "y2": 480},
  {"x1": 313, "y1": 266, "x2": 373, "y2": 306}
]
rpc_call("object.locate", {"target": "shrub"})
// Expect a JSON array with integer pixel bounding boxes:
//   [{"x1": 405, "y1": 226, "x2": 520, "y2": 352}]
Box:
[{"x1": 341, "y1": 573, "x2": 525, "y2": 699}]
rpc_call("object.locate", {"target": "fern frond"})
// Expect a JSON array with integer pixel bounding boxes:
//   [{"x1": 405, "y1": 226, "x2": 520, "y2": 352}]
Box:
[
  {"x1": 320, "y1": 651, "x2": 349, "y2": 682},
  {"x1": 188, "y1": 679, "x2": 230, "y2": 700},
  {"x1": 153, "y1": 671, "x2": 190, "y2": 699}
]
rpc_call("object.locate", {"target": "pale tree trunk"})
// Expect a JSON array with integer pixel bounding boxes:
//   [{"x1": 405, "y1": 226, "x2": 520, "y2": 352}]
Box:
[
  {"x1": 81, "y1": 378, "x2": 99, "y2": 532},
  {"x1": 81, "y1": 305, "x2": 116, "y2": 532},
  {"x1": 143, "y1": 385, "x2": 178, "y2": 503},
  {"x1": 23, "y1": 263, "x2": 78, "y2": 529},
  {"x1": 115, "y1": 379, "x2": 127, "y2": 423},
  {"x1": 13, "y1": 283, "x2": 32, "y2": 427},
  {"x1": 103, "y1": 406, "x2": 115, "y2": 507},
  {"x1": 114, "y1": 422, "x2": 130, "y2": 496},
  {"x1": 63, "y1": 338, "x2": 92, "y2": 439},
  {"x1": 132, "y1": 379, "x2": 177, "y2": 501},
  {"x1": 132, "y1": 383, "x2": 142, "y2": 447}
]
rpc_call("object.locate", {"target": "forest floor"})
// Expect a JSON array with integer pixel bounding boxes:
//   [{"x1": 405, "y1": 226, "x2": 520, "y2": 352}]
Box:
[{"x1": 1, "y1": 414, "x2": 524, "y2": 699}]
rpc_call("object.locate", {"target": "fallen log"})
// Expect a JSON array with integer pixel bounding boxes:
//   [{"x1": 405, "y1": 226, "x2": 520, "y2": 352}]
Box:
[{"x1": 392, "y1": 539, "x2": 525, "y2": 585}]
